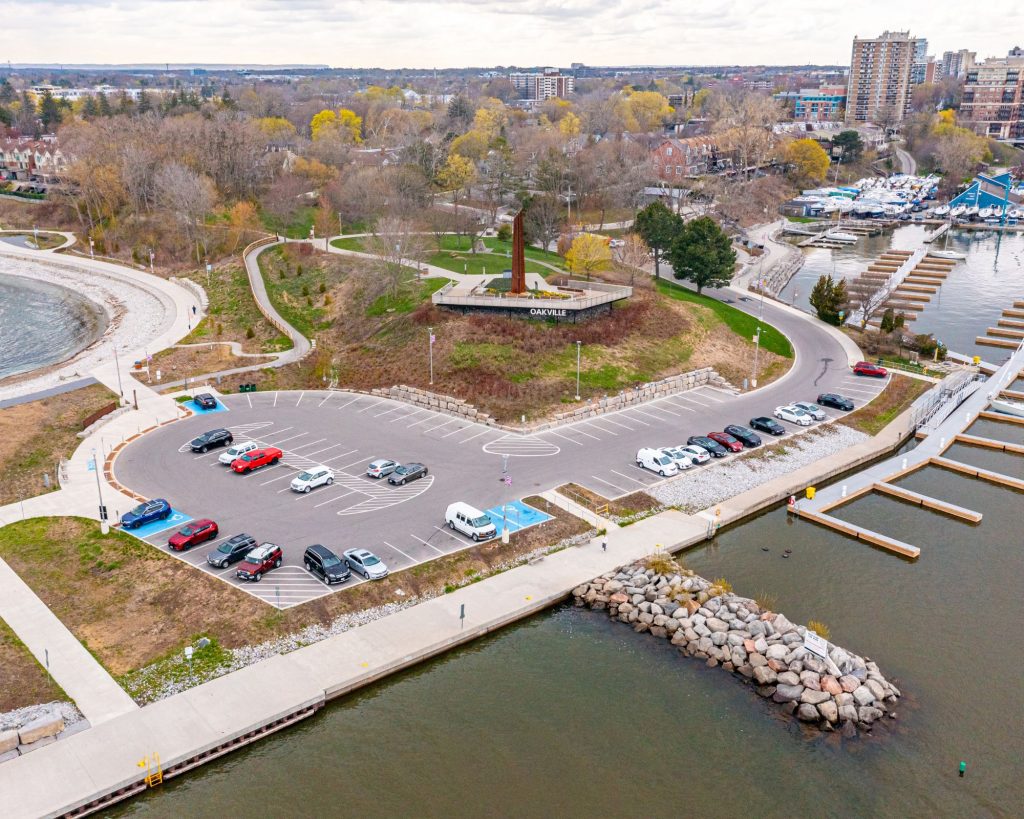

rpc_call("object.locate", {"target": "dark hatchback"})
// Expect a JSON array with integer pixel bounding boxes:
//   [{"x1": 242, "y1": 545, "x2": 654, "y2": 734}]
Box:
[
  {"x1": 724, "y1": 424, "x2": 762, "y2": 448},
  {"x1": 686, "y1": 436, "x2": 728, "y2": 458},
  {"x1": 304, "y1": 544, "x2": 351, "y2": 585},
  {"x1": 189, "y1": 428, "x2": 233, "y2": 453},
  {"x1": 817, "y1": 393, "x2": 855, "y2": 412},
  {"x1": 207, "y1": 533, "x2": 258, "y2": 568},
  {"x1": 193, "y1": 393, "x2": 218, "y2": 410},
  {"x1": 749, "y1": 416, "x2": 785, "y2": 436},
  {"x1": 388, "y1": 462, "x2": 429, "y2": 485}
]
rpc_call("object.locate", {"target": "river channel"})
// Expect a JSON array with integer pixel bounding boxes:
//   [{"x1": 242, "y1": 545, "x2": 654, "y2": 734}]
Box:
[
  {"x1": 110, "y1": 432, "x2": 1024, "y2": 817},
  {"x1": 777, "y1": 224, "x2": 1024, "y2": 360}
]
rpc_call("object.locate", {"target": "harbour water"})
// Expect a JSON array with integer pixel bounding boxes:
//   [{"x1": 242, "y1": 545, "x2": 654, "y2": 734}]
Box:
[
  {"x1": 777, "y1": 225, "x2": 1024, "y2": 359},
  {"x1": 109, "y1": 438, "x2": 1024, "y2": 817},
  {"x1": 0, "y1": 270, "x2": 108, "y2": 382}
]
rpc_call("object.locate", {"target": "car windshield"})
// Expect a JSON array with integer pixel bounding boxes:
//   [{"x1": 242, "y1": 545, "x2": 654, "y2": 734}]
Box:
[
  {"x1": 128, "y1": 503, "x2": 148, "y2": 516},
  {"x1": 395, "y1": 466, "x2": 410, "y2": 474},
  {"x1": 471, "y1": 515, "x2": 493, "y2": 528},
  {"x1": 217, "y1": 542, "x2": 237, "y2": 553},
  {"x1": 657, "y1": 456, "x2": 671, "y2": 465},
  {"x1": 241, "y1": 454, "x2": 255, "y2": 461},
  {"x1": 297, "y1": 471, "x2": 313, "y2": 481},
  {"x1": 362, "y1": 554, "x2": 381, "y2": 566},
  {"x1": 178, "y1": 526, "x2": 195, "y2": 536},
  {"x1": 322, "y1": 555, "x2": 342, "y2": 568},
  {"x1": 791, "y1": 408, "x2": 806, "y2": 416}
]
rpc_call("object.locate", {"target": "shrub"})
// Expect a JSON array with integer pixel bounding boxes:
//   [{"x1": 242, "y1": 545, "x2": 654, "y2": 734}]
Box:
[
  {"x1": 323, "y1": 294, "x2": 333, "y2": 306},
  {"x1": 645, "y1": 553, "x2": 677, "y2": 575},
  {"x1": 806, "y1": 619, "x2": 831, "y2": 640},
  {"x1": 245, "y1": 326, "x2": 255, "y2": 339},
  {"x1": 216, "y1": 323, "x2": 223, "y2": 336},
  {"x1": 319, "y1": 281, "x2": 326, "y2": 293},
  {"x1": 496, "y1": 223, "x2": 512, "y2": 242},
  {"x1": 711, "y1": 576, "x2": 733, "y2": 594},
  {"x1": 754, "y1": 591, "x2": 777, "y2": 612},
  {"x1": 296, "y1": 264, "x2": 304, "y2": 276},
  {"x1": 278, "y1": 270, "x2": 286, "y2": 280},
  {"x1": 302, "y1": 284, "x2": 310, "y2": 297}
]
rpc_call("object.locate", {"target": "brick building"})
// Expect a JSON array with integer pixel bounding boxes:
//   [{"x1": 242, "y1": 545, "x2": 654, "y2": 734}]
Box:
[
  {"x1": 846, "y1": 30, "x2": 918, "y2": 124},
  {"x1": 961, "y1": 50, "x2": 1024, "y2": 140}
]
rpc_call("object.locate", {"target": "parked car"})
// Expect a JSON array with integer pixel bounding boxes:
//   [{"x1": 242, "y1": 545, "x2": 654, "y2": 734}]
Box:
[
  {"x1": 677, "y1": 444, "x2": 711, "y2": 464},
  {"x1": 723, "y1": 424, "x2": 762, "y2": 448},
  {"x1": 853, "y1": 361, "x2": 888, "y2": 378},
  {"x1": 446, "y1": 502, "x2": 498, "y2": 541},
  {"x1": 120, "y1": 498, "x2": 171, "y2": 529},
  {"x1": 189, "y1": 428, "x2": 233, "y2": 453},
  {"x1": 230, "y1": 446, "x2": 283, "y2": 474},
  {"x1": 388, "y1": 462, "x2": 428, "y2": 485},
  {"x1": 207, "y1": 533, "x2": 257, "y2": 568},
  {"x1": 366, "y1": 459, "x2": 399, "y2": 479},
  {"x1": 236, "y1": 543, "x2": 283, "y2": 582},
  {"x1": 749, "y1": 416, "x2": 785, "y2": 436},
  {"x1": 219, "y1": 440, "x2": 259, "y2": 465},
  {"x1": 817, "y1": 393, "x2": 855, "y2": 412},
  {"x1": 343, "y1": 548, "x2": 389, "y2": 579},
  {"x1": 609, "y1": 238, "x2": 625, "y2": 248},
  {"x1": 707, "y1": 431, "x2": 744, "y2": 453},
  {"x1": 687, "y1": 436, "x2": 728, "y2": 458},
  {"x1": 168, "y1": 518, "x2": 219, "y2": 551},
  {"x1": 290, "y1": 466, "x2": 334, "y2": 493},
  {"x1": 660, "y1": 447, "x2": 695, "y2": 469},
  {"x1": 792, "y1": 401, "x2": 826, "y2": 421},
  {"x1": 193, "y1": 393, "x2": 218, "y2": 410},
  {"x1": 304, "y1": 544, "x2": 351, "y2": 585},
  {"x1": 774, "y1": 405, "x2": 813, "y2": 426},
  {"x1": 636, "y1": 447, "x2": 679, "y2": 476}
]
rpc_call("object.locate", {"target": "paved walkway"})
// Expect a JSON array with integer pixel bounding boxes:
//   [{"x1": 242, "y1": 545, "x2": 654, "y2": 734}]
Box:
[{"x1": 0, "y1": 559, "x2": 138, "y2": 725}]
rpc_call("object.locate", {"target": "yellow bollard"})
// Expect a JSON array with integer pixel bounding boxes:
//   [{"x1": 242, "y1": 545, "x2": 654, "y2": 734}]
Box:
[{"x1": 806, "y1": 486, "x2": 816, "y2": 500}]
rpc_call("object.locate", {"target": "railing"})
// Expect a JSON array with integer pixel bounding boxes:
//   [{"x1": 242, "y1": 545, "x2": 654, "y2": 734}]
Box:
[
  {"x1": 910, "y1": 370, "x2": 983, "y2": 431},
  {"x1": 434, "y1": 280, "x2": 631, "y2": 311}
]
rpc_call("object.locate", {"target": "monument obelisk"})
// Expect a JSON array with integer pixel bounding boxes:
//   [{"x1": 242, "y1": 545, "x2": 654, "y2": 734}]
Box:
[{"x1": 510, "y1": 209, "x2": 526, "y2": 295}]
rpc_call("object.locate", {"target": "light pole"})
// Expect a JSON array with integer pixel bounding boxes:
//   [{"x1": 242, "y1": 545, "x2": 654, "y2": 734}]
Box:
[
  {"x1": 89, "y1": 236, "x2": 95, "y2": 258},
  {"x1": 91, "y1": 447, "x2": 107, "y2": 532},
  {"x1": 113, "y1": 346, "x2": 123, "y2": 399},
  {"x1": 149, "y1": 248, "x2": 155, "y2": 274},
  {"x1": 575, "y1": 340, "x2": 582, "y2": 401},
  {"x1": 428, "y1": 327, "x2": 435, "y2": 385},
  {"x1": 752, "y1": 328, "x2": 761, "y2": 389}
]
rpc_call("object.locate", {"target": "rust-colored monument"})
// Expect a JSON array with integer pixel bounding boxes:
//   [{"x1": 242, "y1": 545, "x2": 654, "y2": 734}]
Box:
[{"x1": 510, "y1": 209, "x2": 527, "y2": 295}]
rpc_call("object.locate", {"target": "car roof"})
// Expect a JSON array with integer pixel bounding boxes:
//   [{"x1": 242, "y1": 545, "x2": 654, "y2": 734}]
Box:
[
  {"x1": 345, "y1": 548, "x2": 373, "y2": 558},
  {"x1": 191, "y1": 518, "x2": 215, "y2": 526},
  {"x1": 228, "y1": 533, "x2": 254, "y2": 542},
  {"x1": 305, "y1": 543, "x2": 336, "y2": 557},
  {"x1": 369, "y1": 458, "x2": 394, "y2": 465}
]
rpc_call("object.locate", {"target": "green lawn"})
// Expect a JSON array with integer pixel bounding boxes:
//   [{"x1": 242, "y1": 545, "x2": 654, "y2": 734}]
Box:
[
  {"x1": 259, "y1": 248, "x2": 332, "y2": 337},
  {"x1": 330, "y1": 236, "x2": 366, "y2": 252},
  {"x1": 261, "y1": 206, "x2": 318, "y2": 240},
  {"x1": 367, "y1": 276, "x2": 451, "y2": 316},
  {"x1": 655, "y1": 279, "x2": 793, "y2": 358},
  {"x1": 332, "y1": 235, "x2": 562, "y2": 277}
]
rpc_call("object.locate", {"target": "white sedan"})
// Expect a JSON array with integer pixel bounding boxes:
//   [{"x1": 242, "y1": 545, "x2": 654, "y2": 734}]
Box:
[
  {"x1": 774, "y1": 405, "x2": 813, "y2": 426},
  {"x1": 676, "y1": 444, "x2": 711, "y2": 464},
  {"x1": 660, "y1": 447, "x2": 695, "y2": 470},
  {"x1": 290, "y1": 465, "x2": 335, "y2": 493},
  {"x1": 793, "y1": 401, "x2": 827, "y2": 421}
]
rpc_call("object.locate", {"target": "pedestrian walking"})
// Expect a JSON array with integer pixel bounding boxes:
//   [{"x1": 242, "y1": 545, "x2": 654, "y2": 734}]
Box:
[{"x1": 601, "y1": 538, "x2": 607, "y2": 552}]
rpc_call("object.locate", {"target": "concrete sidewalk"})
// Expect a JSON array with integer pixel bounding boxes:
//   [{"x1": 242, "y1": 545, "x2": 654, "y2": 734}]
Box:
[{"x1": 0, "y1": 560, "x2": 137, "y2": 726}]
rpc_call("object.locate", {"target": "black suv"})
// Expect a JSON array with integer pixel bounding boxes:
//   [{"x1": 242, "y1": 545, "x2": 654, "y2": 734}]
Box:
[
  {"x1": 724, "y1": 424, "x2": 762, "y2": 448},
  {"x1": 687, "y1": 436, "x2": 728, "y2": 458},
  {"x1": 190, "y1": 428, "x2": 233, "y2": 453},
  {"x1": 817, "y1": 393, "x2": 855, "y2": 412},
  {"x1": 207, "y1": 533, "x2": 257, "y2": 568},
  {"x1": 193, "y1": 393, "x2": 218, "y2": 410},
  {"x1": 304, "y1": 544, "x2": 351, "y2": 585},
  {"x1": 749, "y1": 416, "x2": 785, "y2": 436}
]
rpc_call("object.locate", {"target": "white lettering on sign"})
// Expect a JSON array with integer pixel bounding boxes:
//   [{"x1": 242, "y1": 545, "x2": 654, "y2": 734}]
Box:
[
  {"x1": 803, "y1": 630, "x2": 828, "y2": 659},
  {"x1": 529, "y1": 308, "x2": 568, "y2": 317}
]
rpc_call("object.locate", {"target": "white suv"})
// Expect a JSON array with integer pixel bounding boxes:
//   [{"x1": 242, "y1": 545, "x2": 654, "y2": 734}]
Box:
[
  {"x1": 290, "y1": 466, "x2": 335, "y2": 493},
  {"x1": 219, "y1": 440, "x2": 259, "y2": 465},
  {"x1": 660, "y1": 447, "x2": 695, "y2": 470},
  {"x1": 636, "y1": 448, "x2": 679, "y2": 477}
]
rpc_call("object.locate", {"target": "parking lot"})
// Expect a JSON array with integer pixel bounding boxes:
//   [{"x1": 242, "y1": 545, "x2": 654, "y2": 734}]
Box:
[{"x1": 114, "y1": 370, "x2": 887, "y2": 608}]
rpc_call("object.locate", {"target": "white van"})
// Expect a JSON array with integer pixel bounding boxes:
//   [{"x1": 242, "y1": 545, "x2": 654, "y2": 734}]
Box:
[
  {"x1": 636, "y1": 448, "x2": 679, "y2": 477},
  {"x1": 445, "y1": 502, "x2": 498, "y2": 542},
  {"x1": 219, "y1": 440, "x2": 259, "y2": 465}
]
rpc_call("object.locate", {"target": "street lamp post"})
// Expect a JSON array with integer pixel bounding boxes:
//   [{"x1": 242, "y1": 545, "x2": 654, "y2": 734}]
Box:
[
  {"x1": 89, "y1": 236, "x2": 95, "y2": 258},
  {"x1": 752, "y1": 329, "x2": 761, "y2": 389},
  {"x1": 149, "y1": 249, "x2": 155, "y2": 274},
  {"x1": 428, "y1": 327, "x2": 435, "y2": 385},
  {"x1": 113, "y1": 346, "x2": 123, "y2": 399},
  {"x1": 575, "y1": 340, "x2": 582, "y2": 401},
  {"x1": 92, "y1": 447, "x2": 107, "y2": 532}
]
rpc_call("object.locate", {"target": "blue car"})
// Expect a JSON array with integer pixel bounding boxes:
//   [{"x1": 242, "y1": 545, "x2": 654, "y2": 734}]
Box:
[{"x1": 121, "y1": 498, "x2": 172, "y2": 529}]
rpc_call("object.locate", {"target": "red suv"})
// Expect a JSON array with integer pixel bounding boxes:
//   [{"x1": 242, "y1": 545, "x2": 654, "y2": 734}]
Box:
[
  {"x1": 231, "y1": 446, "x2": 283, "y2": 474},
  {"x1": 168, "y1": 519, "x2": 219, "y2": 551},
  {"x1": 236, "y1": 543, "x2": 283, "y2": 582},
  {"x1": 853, "y1": 361, "x2": 888, "y2": 378},
  {"x1": 707, "y1": 431, "x2": 744, "y2": 452}
]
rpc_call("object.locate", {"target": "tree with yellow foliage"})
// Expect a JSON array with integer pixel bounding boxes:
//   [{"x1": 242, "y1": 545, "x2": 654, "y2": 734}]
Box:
[
  {"x1": 292, "y1": 156, "x2": 338, "y2": 188},
  {"x1": 559, "y1": 111, "x2": 581, "y2": 139},
  {"x1": 473, "y1": 103, "x2": 508, "y2": 140},
  {"x1": 310, "y1": 108, "x2": 362, "y2": 143},
  {"x1": 255, "y1": 117, "x2": 297, "y2": 144},
  {"x1": 436, "y1": 153, "x2": 478, "y2": 214},
  {"x1": 226, "y1": 201, "x2": 260, "y2": 251},
  {"x1": 565, "y1": 233, "x2": 612, "y2": 281},
  {"x1": 450, "y1": 129, "x2": 490, "y2": 160},
  {"x1": 626, "y1": 91, "x2": 673, "y2": 131},
  {"x1": 784, "y1": 138, "x2": 830, "y2": 185}
]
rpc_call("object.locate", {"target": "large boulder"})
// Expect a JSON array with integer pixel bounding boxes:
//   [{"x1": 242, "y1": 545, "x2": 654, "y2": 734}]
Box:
[
  {"x1": 772, "y1": 684, "x2": 804, "y2": 703},
  {"x1": 797, "y1": 703, "x2": 820, "y2": 722},
  {"x1": 706, "y1": 617, "x2": 729, "y2": 633},
  {"x1": 838, "y1": 704, "x2": 859, "y2": 723},
  {"x1": 749, "y1": 652, "x2": 768, "y2": 668},
  {"x1": 820, "y1": 675, "x2": 843, "y2": 696},
  {"x1": 753, "y1": 666, "x2": 778, "y2": 686},
  {"x1": 0, "y1": 730, "x2": 18, "y2": 755},
  {"x1": 839, "y1": 675, "x2": 862, "y2": 693},
  {"x1": 772, "y1": 613, "x2": 798, "y2": 635},
  {"x1": 800, "y1": 671, "x2": 821, "y2": 690},
  {"x1": 609, "y1": 592, "x2": 629, "y2": 605},
  {"x1": 777, "y1": 671, "x2": 800, "y2": 687},
  {"x1": 818, "y1": 699, "x2": 839, "y2": 723},
  {"x1": 864, "y1": 679, "x2": 886, "y2": 702},
  {"x1": 17, "y1": 713, "x2": 64, "y2": 745},
  {"x1": 765, "y1": 644, "x2": 789, "y2": 662},
  {"x1": 800, "y1": 688, "x2": 832, "y2": 706},
  {"x1": 857, "y1": 706, "x2": 884, "y2": 725},
  {"x1": 852, "y1": 686, "x2": 876, "y2": 707}
]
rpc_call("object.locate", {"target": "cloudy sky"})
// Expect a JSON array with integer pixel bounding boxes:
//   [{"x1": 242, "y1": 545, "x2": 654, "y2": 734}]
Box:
[{"x1": 2, "y1": 0, "x2": 1020, "y2": 68}]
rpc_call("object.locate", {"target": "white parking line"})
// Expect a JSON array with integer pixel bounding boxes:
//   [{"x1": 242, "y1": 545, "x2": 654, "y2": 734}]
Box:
[
  {"x1": 423, "y1": 417, "x2": 458, "y2": 433},
  {"x1": 299, "y1": 443, "x2": 345, "y2": 459},
  {"x1": 457, "y1": 428, "x2": 492, "y2": 444},
  {"x1": 286, "y1": 437, "x2": 327, "y2": 452},
  {"x1": 357, "y1": 399, "x2": 385, "y2": 413},
  {"x1": 599, "y1": 416, "x2": 637, "y2": 431},
  {"x1": 611, "y1": 468, "x2": 653, "y2": 486},
  {"x1": 335, "y1": 395, "x2": 361, "y2": 411},
  {"x1": 692, "y1": 388, "x2": 727, "y2": 402},
  {"x1": 323, "y1": 454, "x2": 364, "y2": 471},
  {"x1": 381, "y1": 540, "x2": 418, "y2": 562},
  {"x1": 546, "y1": 429, "x2": 584, "y2": 446},
  {"x1": 254, "y1": 426, "x2": 294, "y2": 440},
  {"x1": 432, "y1": 525, "x2": 468, "y2": 544},
  {"x1": 373, "y1": 404, "x2": 407, "y2": 419},
  {"x1": 246, "y1": 393, "x2": 252, "y2": 409},
  {"x1": 240, "y1": 464, "x2": 284, "y2": 479},
  {"x1": 273, "y1": 391, "x2": 278, "y2": 407},
  {"x1": 441, "y1": 423, "x2": 472, "y2": 438},
  {"x1": 591, "y1": 475, "x2": 628, "y2": 493},
  {"x1": 262, "y1": 432, "x2": 307, "y2": 447},
  {"x1": 256, "y1": 468, "x2": 295, "y2": 485},
  {"x1": 408, "y1": 534, "x2": 447, "y2": 555},
  {"x1": 296, "y1": 391, "x2": 306, "y2": 406},
  {"x1": 630, "y1": 407, "x2": 666, "y2": 422},
  {"x1": 313, "y1": 490, "x2": 357, "y2": 508},
  {"x1": 390, "y1": 408, "x2": 426, "y2": 423},
  {"x1": 567, "y1": 426, "x2": 601, "y2": 440},
  {"x1": 661, "y1": 397, "x2": 698, "y2": 412},
  {"x1": 672, "y1": 395, "x2": 712, "y2": 409},
  {"x1": 318, "y1": 392, "x2": 334, "y2": 407},
  {"x1": 646, "y1": 402, "x2": 681, "y2": 417},
  {"x1": 584, "y1": 420, "x2": 617, "y2": 435}
]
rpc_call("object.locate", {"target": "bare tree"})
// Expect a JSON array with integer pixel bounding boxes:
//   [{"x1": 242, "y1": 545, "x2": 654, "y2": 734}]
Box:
[
  {"x1": 365, "y1": 217, "x2": 430, "y2": 297},
  {"x1": 523, "y1": 194, "x2": 564, "y2": 252},
  {"x1": 613, "y1": 233, "x2": 652, "y2": 286},
  {"x1": 155, "y1": 162, "x2": 215, "y2": 260}
]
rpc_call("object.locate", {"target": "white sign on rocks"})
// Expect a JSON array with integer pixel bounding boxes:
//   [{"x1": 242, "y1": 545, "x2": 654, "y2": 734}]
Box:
[{"x1": 803, "y1": 630, "x2": 828, "y2": 659}]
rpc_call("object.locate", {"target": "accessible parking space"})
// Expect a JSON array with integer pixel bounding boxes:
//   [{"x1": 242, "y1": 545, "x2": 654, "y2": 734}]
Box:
[{"x1": 120, "y1": 508, "x2": 192, "y2": 539}]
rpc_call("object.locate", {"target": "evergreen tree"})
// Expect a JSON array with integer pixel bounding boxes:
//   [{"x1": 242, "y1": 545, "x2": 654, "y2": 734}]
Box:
[
  {"x1": 0, "y1": 105, "x2": 12, "y2": 127},
  {"x1": 0, "y1": 79, "x2": 15, "y2": 104},
  {"x1": 634, "y1": 201, "x2": 683, "y2": 279},
  {"x1": 39, "y1": 90, "x2": 62, "y2": 131},
  {"x1": 97, "y1": 92, "x2": 113, "y2": 117},
  {"x1": 666, "y1": 216, "x2": 737, "y2": 293},
  {"x1": 447, "y1": 95, "x2": 473, "y2": 126},
  {"x1": 82, "y1": 95, "x2": 99, "y2": 119},
  {"x1": 117, "y1": 92, "x2": 134, "y2": 115},
  {"x1": 137, "y1": 90, "x2": 152, "y2": 114},
  {"x1": 809, "y1": 274, "x2": 847, "y2": 325}
]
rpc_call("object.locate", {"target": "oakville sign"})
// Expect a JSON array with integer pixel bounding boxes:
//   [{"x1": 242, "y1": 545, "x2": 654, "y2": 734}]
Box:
[{"x1": 529, "y1": 307, "x2": 568, "y2": 317}]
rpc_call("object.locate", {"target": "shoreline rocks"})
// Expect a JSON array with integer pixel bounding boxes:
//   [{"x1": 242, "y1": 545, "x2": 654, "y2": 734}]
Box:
[{"x1": 572, "y1": 560, "x2": 901, "y2": 736}]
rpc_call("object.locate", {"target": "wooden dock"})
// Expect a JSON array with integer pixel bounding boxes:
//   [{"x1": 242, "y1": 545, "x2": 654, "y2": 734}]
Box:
[{"x1": 923, "y1": 223, "x2": 951, "y2": 243}]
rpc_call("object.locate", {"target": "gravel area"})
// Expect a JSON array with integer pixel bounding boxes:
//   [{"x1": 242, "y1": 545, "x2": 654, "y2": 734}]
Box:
[
  {"x1": 0, "y1": 252, "x2": 177, "y2": 401},
  {"x1": 651, "y1": 424, "x2": 870, "y2": 513},
  {"x1": 0, "y1": 700, "x2": 84, "y2": 732}
]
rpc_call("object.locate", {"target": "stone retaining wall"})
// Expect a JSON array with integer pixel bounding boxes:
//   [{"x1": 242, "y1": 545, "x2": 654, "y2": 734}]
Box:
[
  {"x1": 0, "y1": 707, "x2": 73, "y2": 764},
  {"x1": 371, "y1": 367, "x2": 737, "y2": 433},
  {"x1": 574, "y1": 559, "x2": 901, "y2": 737}
]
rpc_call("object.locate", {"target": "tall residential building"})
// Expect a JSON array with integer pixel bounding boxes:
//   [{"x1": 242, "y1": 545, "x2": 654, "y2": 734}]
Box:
[
  {"x1": 911, "y1": 38, "x2": 931, "y2": 85},
  {"x1": 939, "y1": 49, "x2": 976, "y2": 79},
  {"x1": 508, "y1": 68, "x2": 575, "y2": 101},
  {"x1": 961, "y1": 50, "x2": 1024, "y2": 140},
  {"x1": 846, "y1": 30, "x2": 918, "y2": 124}
]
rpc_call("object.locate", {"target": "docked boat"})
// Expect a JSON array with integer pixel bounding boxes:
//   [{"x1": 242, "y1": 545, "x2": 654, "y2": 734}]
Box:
[
  {"x1": 927, "y1": 250, "x2": 967, "y2": 260},
  {"x1": 825, "y1": 231, "x2": 858, "y2": 243},
  {"x1": 933, "y1": 204, "x2": 951, "y2": 216},
  {"x1": 990, "y1": 398, "x2": 1024, "y2": 418}
]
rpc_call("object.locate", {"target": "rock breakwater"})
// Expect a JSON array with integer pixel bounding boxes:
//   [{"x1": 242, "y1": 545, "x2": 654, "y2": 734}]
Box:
[{"x1": 573, "y1": 559, "x2": 901, "y2": 736}]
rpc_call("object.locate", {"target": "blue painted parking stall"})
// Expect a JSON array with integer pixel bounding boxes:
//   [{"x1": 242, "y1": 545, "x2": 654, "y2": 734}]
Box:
[
  {"x1": 120, "y1": 508, "x2": 193, "y2": 539},
  {"x1": 482, "y1": 499, "x2": 553, "y2": 535}
]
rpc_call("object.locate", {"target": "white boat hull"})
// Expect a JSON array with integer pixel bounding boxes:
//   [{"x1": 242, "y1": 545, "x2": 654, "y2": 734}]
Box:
[
  {"x1": 927, "y1": 250, "x2": 967, "y2": 260},
  {"x1": 990, "y1": 398, "x2": 1024, "y2": 418}
]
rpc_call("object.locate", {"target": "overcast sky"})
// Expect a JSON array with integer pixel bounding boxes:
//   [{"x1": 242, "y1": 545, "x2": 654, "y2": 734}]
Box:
[{"x1": 2, "y1": 0, "x2": 1020, "y2": 69}]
